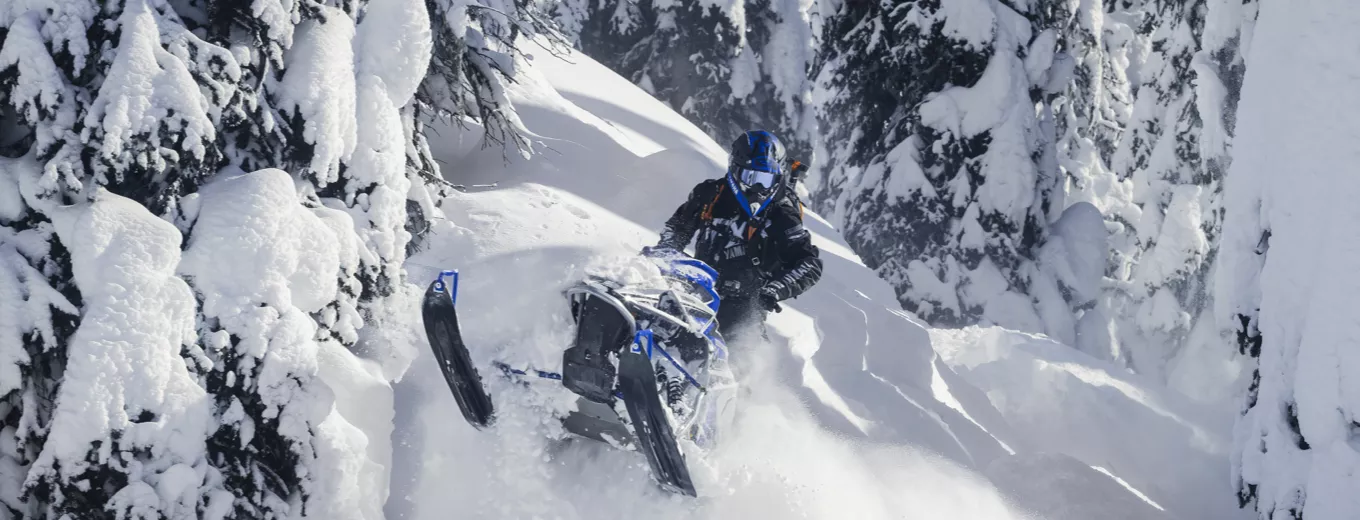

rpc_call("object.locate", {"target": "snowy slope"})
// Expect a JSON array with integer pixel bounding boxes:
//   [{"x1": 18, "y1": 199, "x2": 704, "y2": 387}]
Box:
[
  {"x1": 385, "y1": 46, "x2": 1242, "y2": 520},
  {"x1": 933, "y1": 327, "x2": 1244, "y2": 519}
]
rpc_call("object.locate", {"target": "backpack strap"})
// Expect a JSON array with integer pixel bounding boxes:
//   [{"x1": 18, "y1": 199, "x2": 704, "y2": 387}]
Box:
[{"x1": 701, "y1": 183, "x2": 725, "y2": 221}]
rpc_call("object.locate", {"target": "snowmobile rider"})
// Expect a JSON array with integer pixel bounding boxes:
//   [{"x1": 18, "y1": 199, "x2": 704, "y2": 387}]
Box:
[{"x1": 647, "y1": 130, "x2": 823, "y2": 340}]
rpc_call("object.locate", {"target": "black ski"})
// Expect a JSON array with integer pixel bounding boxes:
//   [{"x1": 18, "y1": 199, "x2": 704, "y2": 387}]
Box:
[
  {"x1": 421, "y1": 272, "x2": 495, "y2": 429},
  {"x1": 617, "y1": 342, "x2": 697, "y2": 496}
]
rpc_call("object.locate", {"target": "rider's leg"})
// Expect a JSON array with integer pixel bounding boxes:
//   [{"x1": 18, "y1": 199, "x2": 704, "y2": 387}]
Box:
[{"x1": 716, "y1": 297, "x2": 768, "y2": 346}]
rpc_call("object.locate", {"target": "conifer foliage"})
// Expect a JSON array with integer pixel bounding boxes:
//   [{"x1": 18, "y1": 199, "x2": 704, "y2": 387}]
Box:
[
  {"x1": 811, "y1": 0, "x2": 1061, "y2": 330},
  {"x1": 0, "y1": 0, "x2": 551, "y2": 517},
  {"x1": 554, "y1": 0, "x2": 817, "y2": 160}
]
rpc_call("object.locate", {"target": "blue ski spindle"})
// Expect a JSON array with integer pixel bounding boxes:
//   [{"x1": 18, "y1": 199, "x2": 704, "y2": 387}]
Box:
[
  {"x1": 434, "y1": 270, "x2": 460, "y2": 304},
  {"x1": 634, "y1": 329, "x2": 703, "y2": 390},
  {"x1": 633, "y1": 330, "x2": 655, "y2": 358}
]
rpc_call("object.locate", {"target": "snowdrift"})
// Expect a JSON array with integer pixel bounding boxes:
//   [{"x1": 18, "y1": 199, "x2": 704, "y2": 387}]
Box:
[
  {"x1": 933, "y1": 327, "x2": 1242, "y2": 519},
  {"x1": 387, "y1": 45, "x2": 1244, "y2": 519}
]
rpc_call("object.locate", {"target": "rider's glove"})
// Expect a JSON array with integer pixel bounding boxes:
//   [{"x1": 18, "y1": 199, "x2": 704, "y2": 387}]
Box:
[{"x1": 759, "y1": 282, "x2": 785, "y2": 313}]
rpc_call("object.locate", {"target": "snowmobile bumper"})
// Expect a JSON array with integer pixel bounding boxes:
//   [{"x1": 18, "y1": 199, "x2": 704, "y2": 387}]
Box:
[
  {"x1": 561, "y1": 282, "x2": 636, "y2": 403},
  {"x1": 561, "y1": 398, "x2": 635, "y2": 447}
]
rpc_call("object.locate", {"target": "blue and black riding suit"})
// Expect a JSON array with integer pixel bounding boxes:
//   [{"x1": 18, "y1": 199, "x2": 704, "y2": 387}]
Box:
[{"x1": 657, "y1": 179, "x2": 823, "y2": 341}]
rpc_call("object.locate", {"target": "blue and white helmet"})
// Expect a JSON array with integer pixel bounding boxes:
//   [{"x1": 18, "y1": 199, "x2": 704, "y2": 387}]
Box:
[{"x1": 728, "y1": 130, "x2": 786, "y2": 205}]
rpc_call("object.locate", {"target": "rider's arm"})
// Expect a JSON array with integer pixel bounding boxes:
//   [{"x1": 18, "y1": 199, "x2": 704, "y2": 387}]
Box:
[
  {"x1": 657, "y1": 182, "x2": 709, "y2": 251},
  {"x1": 765, "y1": 203, "x2": 823, "y2": 301}
]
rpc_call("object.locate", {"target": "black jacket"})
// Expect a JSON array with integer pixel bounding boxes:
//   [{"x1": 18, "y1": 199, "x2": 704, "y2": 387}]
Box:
[{"x1": 658, "y1": 177, "x2": 822, "y2": 302}]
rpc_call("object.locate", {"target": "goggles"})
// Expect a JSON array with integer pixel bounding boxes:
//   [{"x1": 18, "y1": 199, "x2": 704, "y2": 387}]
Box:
[{"x1": 738, "y1": 168, "x2": 779, "y2": 190}]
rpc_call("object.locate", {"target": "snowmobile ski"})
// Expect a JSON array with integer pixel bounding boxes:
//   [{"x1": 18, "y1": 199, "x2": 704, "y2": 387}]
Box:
[
  {"x1": 421, "y1": 270, "x2": 495, "y2": 429},
  {"x1": 617, "y1": 331, "x2": 697, "y2": 496}
]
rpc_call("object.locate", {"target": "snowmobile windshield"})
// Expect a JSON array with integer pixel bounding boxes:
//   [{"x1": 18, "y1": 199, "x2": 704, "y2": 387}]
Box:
[
  {"x1": 670, "y1": 277, "x2": 717, "y2": 311},
  {"x1": 662, "y1": 259, "x2": 721, "y2": 315}
]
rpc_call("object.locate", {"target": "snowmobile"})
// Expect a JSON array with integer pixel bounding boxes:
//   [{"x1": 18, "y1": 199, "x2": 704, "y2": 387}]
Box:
[{"x1": 420, "y1": 249, "x2": 738, "y2": 497}]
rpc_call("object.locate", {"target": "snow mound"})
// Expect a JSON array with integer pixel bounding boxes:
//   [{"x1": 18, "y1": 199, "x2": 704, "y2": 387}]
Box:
[
  {"x1": 182, "y1": 168, "x2": 356, "y2": 316},
  {"x1": 1040, "y1": 201, "x2": 1107, "y2": 305},
  {"x1": 985, "y1": 452, "x2": 1168, "y2": 520}
]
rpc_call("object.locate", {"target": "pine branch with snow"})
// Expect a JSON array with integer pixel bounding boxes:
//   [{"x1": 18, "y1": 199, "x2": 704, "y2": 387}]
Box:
[
  {"x1": 1092, "y1": 0, "x2": 1255, "y2": 382},
  {"x1": 0, "y1": 0, "x2": 550, "y2": 515},
  {"x1": 0, "y1": 157, "x2": 80, "y2": 519},
  {"x1": 558, "y1": 0, "x2": 818, "y2": 160},
  {"x1": 416, "y1": 0, "x2": 568, "y2": 160},
  {"x1": 82, "y1": 1, "x2": 229, "y2": 216},
  {"x1": 23, "y1": 189, "x2": 212, "y2": 519},
  {"x1": 811, "y1": 0, "x2": 1057, "y2": 331}
]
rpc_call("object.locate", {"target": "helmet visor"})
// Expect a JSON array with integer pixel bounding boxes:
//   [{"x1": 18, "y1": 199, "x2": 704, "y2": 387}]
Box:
[{"x1": 738, "y1": 168, "x2": 779, "y2": 190}]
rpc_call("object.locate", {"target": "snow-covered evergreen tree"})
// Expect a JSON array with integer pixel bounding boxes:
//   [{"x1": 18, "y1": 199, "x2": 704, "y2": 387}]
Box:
[
  {"x1": 0, "y1": 0, "x2": 552, "y2": 516},
  {"x1": 810, "y1": 0, "x2": 1068, "y2": 330},
  {"x1": 556, "y1": 0, "x2": 817, "y2": 160},
  {"x1": 418, "y1": 0, "x2": 566, "y2": 158},
  {"x1": 1024, "y1": 0, "x2": 1140, "y2": 355},
  {"x1": 1216, "y1": 2, "x2": 1358, "y2": 517},
  {"x1": 1099, "y1": 0, "x2": 1255, "y2": 382},
  {"x1": 801, "y1": 0, "x2": 1256, "y2": 373},
  {"x1": 0, "y1": 159, "x2": 79, "y2": 520},
  {"x1": 1, "y1": 1, "x2": 241, "y2": 515}
]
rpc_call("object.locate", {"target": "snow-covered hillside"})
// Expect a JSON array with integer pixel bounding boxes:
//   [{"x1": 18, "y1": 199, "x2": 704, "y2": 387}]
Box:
[{"x1": 383, "y1": 45, "x2": 1245, "y2": 520}]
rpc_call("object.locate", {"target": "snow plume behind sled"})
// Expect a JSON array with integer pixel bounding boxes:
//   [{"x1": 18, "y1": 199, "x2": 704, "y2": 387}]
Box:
[{"x1": 417, "y1": 253, "x2": 738, "y2": 497}]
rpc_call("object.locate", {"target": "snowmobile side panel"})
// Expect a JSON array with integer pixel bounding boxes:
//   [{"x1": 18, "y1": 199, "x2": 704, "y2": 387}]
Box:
[
  {"x1": 422, "y1": 272, "x2": 495, "y2": 429},
  {"x1": 617, "y1": 332, "x2": 697, "y2": 496}
]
